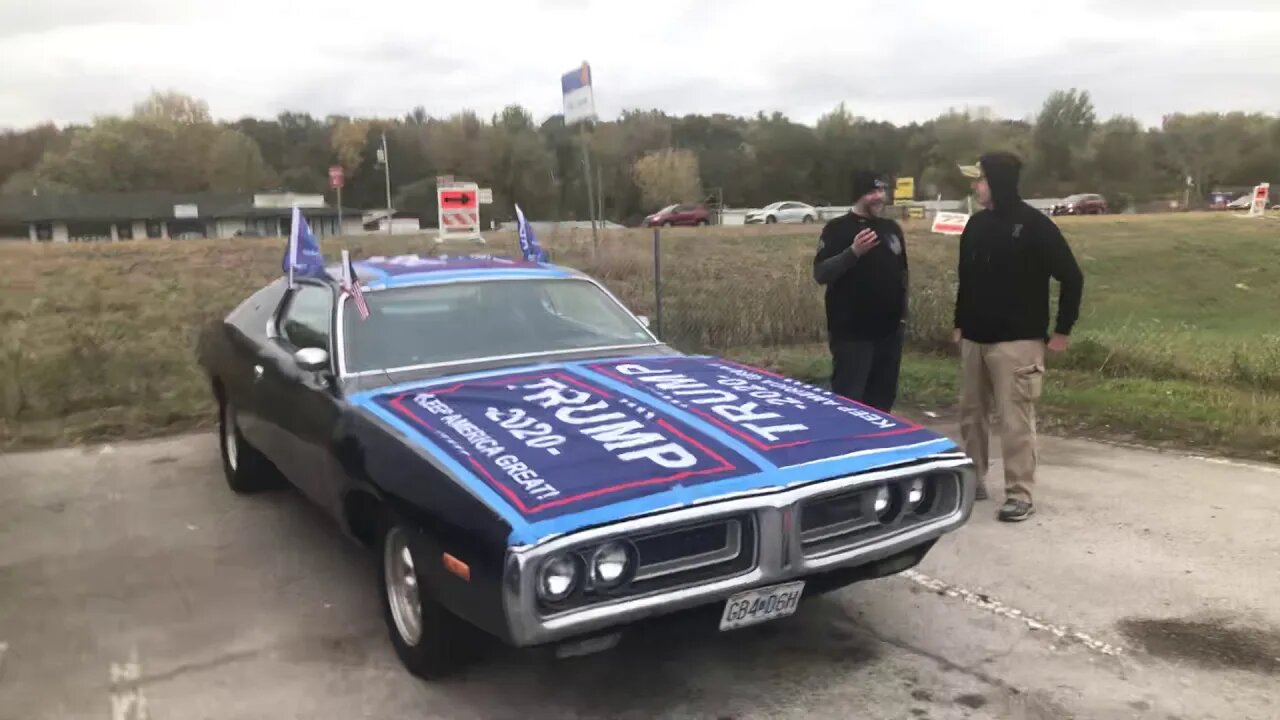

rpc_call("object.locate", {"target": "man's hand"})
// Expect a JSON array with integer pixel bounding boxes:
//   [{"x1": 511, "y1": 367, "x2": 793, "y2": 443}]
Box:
[
  {"x1": 851, "y1": 228, "x2": 879, "y2": 257},
  {"x1": 1047, "y1": 333, "x2": 1070, "y2": 353}
]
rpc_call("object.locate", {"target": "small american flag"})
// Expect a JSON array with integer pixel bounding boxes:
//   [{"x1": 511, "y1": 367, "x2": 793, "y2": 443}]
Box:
[{"x1": 340, "y1": 249, "x2": 370, "y2": 320}]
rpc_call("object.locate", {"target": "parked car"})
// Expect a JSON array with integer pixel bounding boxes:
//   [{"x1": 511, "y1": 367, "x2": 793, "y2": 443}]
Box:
[
  {"x1": 744, "y1": 201, "x2": 818, "y2": 224},
  {"x1": 1050, "y1": 194, "x2": 1108, "y2": 216},
  {"x1": 643, "y1": 203, "x2": 710, "y2": 227},
  {"x1": 198, "y1": 254, "x2": 976, "y2": 680}
]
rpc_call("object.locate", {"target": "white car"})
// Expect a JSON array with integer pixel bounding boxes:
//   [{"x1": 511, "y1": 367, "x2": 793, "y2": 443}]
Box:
[{"x1": 744, "y1": 201, "x2": 817, "y2": 225}]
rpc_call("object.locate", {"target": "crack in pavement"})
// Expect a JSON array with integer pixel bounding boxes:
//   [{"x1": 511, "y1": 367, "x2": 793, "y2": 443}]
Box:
[
  {"x1": 110, "y1": 647, "x2": 264, "y2": 691},
  {"x1": 902, "y1": 570, "x2": 1126, "y2": 657}
]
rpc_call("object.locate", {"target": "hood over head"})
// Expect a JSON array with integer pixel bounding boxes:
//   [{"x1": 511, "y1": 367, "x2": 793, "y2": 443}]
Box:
[{"x1": 978, "y1": 151, "x2": 1023, "y2": 212}]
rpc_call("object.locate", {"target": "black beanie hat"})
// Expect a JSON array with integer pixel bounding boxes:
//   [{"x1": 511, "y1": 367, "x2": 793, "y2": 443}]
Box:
[{"x1": 850, "y1": 170, "x2": 886, "y2": 201}]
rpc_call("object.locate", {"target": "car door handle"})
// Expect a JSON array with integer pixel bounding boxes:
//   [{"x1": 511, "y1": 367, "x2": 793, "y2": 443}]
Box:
[{"x1": 253, "y1": 365, "x2": 264, "y2": 382}]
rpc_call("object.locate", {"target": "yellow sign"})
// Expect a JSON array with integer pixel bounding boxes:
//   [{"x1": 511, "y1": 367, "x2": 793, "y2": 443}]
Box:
[
  {"x1": 908, "y1": 206, "x2": 925, "y2": 219},
  {"x1": 894, "y1": 177, "x2": 915, "y2": 205}
]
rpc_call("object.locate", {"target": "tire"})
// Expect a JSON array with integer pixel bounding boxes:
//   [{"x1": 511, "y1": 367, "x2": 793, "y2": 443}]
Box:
[
  {"x1": 662, "y1": 221, "x2": 673, "y2": 227},
  {"x1": 802, "y1": 215, "x2": 814, "y2": 224},
  {"x1": 696, "y1": 219, "x2": 708, "y2": 226},
  {"x1": 379, "y1": 516, "x2": 471, "y2": 680},
  {"x1": 217, "y1": 393, "x2": 279, "y2": 494},
  {"x1": 765, "y1": 215, "x2": 777, "y2": 224}
]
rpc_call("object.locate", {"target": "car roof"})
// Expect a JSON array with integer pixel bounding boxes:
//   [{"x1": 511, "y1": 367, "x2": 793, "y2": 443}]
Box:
[{"x1": 323, "y1": 254, "x2": 578, "y2": 290}]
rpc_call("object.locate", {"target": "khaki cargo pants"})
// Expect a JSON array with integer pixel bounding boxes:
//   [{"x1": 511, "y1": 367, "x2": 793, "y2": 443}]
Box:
[{"x1": 959, "y1": 339, "x2": 1046, "y2": 503}]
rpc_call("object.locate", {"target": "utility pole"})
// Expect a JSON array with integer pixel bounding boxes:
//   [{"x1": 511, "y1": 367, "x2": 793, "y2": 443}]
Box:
[{"x1": 379, "y1": 130, "x2": 393, "y2": 235}]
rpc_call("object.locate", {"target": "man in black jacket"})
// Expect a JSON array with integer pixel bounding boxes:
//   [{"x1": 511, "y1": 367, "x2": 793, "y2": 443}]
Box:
[
  {"x1": 813, "y1": 171, "x2": 908, "y2": 412},
  {"x1": 955, "y1": 152, "x2": 1084, "y2": 522}
]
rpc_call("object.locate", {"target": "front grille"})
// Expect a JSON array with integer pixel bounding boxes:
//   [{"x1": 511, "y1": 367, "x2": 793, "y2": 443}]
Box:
[
  {"x1": 799, "y1": 472, "x2": 962, "y2": 557},
  {"x1": 539, "y1": 514, "x2": 756, "y2": 614}
]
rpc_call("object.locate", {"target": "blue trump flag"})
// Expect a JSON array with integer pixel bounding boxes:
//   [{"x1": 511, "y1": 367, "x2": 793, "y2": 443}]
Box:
[
  {"x1": 282, "y1": 206, "x2": 326, "y2": 287},
  {"x1": 515, "y1": 204, "x2": 547, "y2": 262}
]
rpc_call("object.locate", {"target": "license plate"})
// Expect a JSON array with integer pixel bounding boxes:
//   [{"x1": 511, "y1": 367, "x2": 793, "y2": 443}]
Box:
[{"x1": 719, "y1": 581, "x2": 805, "y2": 631}]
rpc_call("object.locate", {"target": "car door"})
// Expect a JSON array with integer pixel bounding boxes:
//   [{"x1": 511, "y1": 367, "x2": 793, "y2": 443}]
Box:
[
  {"x1": 777, "y1": 202, "x2": 799, "y2": 223},
  {"x1": 256, "y1": 281, "x2": 346, "y2": 512}
]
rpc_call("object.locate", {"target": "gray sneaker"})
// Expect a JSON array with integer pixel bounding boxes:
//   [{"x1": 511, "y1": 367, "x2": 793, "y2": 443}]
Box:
[{"x1": 998, "y1": 499, "x2": 1035, "y2": 522}]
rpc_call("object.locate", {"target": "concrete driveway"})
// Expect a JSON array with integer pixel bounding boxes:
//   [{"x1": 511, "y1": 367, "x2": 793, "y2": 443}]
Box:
[{"x1": 1, "y1": 430, "x2": 1277, "y2": 720}]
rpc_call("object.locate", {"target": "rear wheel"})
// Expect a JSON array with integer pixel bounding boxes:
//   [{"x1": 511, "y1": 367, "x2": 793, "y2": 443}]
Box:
[
  {"x1": 802, "y1": 215, "x2": 814, "y2": 224},
  {"x1": 217, "y1": 394, "x2": 278, "y2": 494},
  {"x1": 696, "y1": 218, "x2": 708, "y2": 226},
  {"x1": 765, "y1": 215, "x2": 777, "y2": 224},
  {"x1": 379, "y1": 518, "x2": 470, "y2": 680},
  {"x1": 662, "y1": 221, "x2": 673, "y2": 227}
]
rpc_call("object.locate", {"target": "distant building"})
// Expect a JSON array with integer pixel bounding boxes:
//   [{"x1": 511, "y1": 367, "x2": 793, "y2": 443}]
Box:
[{"x1": 0, "y1": 191, "x2": 364, "y2": 242}]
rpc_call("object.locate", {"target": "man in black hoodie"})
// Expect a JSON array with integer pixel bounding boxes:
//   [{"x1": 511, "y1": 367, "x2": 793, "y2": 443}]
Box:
[
  {"x1": 813, "y1": 170, "x2": 908, "y2": 412},
  {"x1": 954, "y1": 152, "x2": 1083, "y2": 522}
]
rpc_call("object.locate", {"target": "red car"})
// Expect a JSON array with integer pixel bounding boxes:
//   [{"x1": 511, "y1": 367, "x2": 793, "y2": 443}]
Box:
[
  {"x1": 644, "y1": 203, "x2": 710, "y2": 227},
  {"x1": 1051, "y1": 194, "x2": 1108, "y2": 216}
]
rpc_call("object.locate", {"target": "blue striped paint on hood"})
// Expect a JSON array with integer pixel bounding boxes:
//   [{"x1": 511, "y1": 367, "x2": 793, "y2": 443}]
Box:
[{"x1": 349, "y1": 355, "x2": 958, "y2": 546}]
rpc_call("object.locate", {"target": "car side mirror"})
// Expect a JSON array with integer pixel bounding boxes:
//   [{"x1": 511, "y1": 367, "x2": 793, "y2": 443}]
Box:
[
  {"x1": 637, "y1": 315, "x2": 651, "y2": 328},
  {"x1": 294, "y1": 346, "x2": 330, "y2": 373}
]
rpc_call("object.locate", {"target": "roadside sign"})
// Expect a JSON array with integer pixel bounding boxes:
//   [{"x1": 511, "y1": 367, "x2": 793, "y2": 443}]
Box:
[
  {"x1": 931, "y1": 211, "x2": 970, "y2": 235},
  {"x1": 440, "y1": 189, "x2": 477, "y2": 209},
  {"x1": 478, "y1": 188, "x2": 493, "y2": 205},
  {"x1": 328, "y1": 166, "x2": 344, "y2": 190},
  {"x1": 894, "y1": 177, "x2": 915, "y2": 206},
  {"x1": 908, "y1": 206, "x2": 925, "y2": 219},
  {"x1": 561, "y1": 62, "x2": 597, "y2": 125},
  {"x1": 437, "y1": 181, "x2": 484, "y2": 244}
]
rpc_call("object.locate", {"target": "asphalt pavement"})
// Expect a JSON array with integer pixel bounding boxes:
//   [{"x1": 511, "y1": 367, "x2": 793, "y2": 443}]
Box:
[{"x1": 1, "y1": 428, "x2": 1277, "y2": 720}]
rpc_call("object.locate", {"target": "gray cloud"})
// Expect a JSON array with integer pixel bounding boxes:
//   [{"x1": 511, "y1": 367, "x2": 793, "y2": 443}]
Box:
[{"x1": 1, "y1": 0, "x2": 1277, "y2": 130}]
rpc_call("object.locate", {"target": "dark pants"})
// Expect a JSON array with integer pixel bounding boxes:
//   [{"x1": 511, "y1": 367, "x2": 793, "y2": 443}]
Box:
[{"x1": 830, "y1": 326, "x2": 904, "y2": 412}]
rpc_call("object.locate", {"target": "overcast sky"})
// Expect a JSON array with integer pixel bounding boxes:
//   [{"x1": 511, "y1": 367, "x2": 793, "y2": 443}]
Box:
[{"x1": 2, "y1": 0, "x2": 1278, "y2": 130}]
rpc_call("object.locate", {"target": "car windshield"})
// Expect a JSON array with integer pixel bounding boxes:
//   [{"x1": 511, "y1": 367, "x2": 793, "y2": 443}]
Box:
[
  {"x1": 657, "y1": 204, "x2": 677, "y2": 214},
  {"x1": 341, "y1": 278, "x2": 656, "y2": 373}
]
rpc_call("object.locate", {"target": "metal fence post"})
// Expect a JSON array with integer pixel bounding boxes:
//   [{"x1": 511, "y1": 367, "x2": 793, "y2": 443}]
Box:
[{"x1": 653, "y1": 226, "x2": 663, "y2": 341}]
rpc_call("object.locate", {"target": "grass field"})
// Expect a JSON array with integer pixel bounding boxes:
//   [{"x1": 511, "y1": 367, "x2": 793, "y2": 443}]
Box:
[{"x1": 1, "y1": 213, "x2": 1278, "y2": 461}]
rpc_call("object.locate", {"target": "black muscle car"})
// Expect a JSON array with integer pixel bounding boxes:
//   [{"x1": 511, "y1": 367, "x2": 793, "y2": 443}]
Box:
[{"x1": 198, "y1": 254, "x2": 976, "y2": 679}]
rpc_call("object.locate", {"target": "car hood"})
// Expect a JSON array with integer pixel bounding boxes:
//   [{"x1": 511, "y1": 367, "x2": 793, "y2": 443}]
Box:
[{"x1": 350, "y1": 355, "x2": 958, "y2": 546}]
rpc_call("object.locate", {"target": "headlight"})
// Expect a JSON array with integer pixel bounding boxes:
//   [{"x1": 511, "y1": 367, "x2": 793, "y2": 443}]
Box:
[
  {"x1": 907, "y1": 477, "x2": 926, "y2": 507},
  {"x1": 537, "y1": 553, "x2": 581, "y2": 603},
  {"x1": 873, "y1": 485, "x2": 892, "y2": 516},
  {"x1": 590, "y1": 541, "x2": 634, "y2": 589}
]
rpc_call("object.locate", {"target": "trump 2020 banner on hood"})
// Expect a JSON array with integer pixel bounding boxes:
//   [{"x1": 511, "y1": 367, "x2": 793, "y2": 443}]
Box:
[
  {"x1": 585, "y1": 358, "x2": 937, "y2": 468},
  {"x1": 371, "y1": 370, "x2": 752, "y2": 518}
]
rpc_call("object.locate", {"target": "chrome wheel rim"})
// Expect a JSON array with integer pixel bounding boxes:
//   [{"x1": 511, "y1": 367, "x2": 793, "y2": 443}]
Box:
[
  {"x1": 223, "y1": 402, "x2": 238, "y2": 472},
  {"x1": 384, "y1": 527, "x2": 423, "y2": 646}
]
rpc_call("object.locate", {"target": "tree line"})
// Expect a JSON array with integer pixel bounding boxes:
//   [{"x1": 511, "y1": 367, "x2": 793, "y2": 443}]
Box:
[{"x1": 2, "y1": 89, "x2": 1277, "y2": 225}]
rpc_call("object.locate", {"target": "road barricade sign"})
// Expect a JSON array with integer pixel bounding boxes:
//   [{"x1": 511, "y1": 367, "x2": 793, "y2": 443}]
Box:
[
  {"x1": 437, "y1": 181, "x2": 484, "y2": 243},
  {"x1": 931, "y1": 211, "x2": 970, "y2": 235},
  {"x1": 1248, "y1": 182, "x2": 1270, "y2": 217}
]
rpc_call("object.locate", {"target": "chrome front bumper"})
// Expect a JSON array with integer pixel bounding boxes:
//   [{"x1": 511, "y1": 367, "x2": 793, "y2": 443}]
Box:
[{"x1": 502, "y1": 454, "x2": 976, "y2": 647}]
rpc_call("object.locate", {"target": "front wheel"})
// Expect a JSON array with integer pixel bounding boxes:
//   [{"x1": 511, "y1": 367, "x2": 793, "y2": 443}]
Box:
[
  {"x1": 696, "y1": 219, "x2": 708, "y2": 226},
  {"x1": 802, "y1": 215, "x2": 814, "y2": 224},
  {"x1": 380, "y1": 519, "x2": 470, "y2": 680},
  {"x1": 662, "y1": 221, "x2": 673, "y2": 227},
  {"x1": 217, "y1": 395, "x2": 279, "y2": 494},
  {"x1": 765, "y1": 215, "x2": 777, "y2": 224}
]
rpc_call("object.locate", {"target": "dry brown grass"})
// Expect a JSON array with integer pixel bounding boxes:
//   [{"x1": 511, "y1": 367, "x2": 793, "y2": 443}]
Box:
[{"x1": 2, "y1": 213, "x2": 1278, "y2": 457}]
